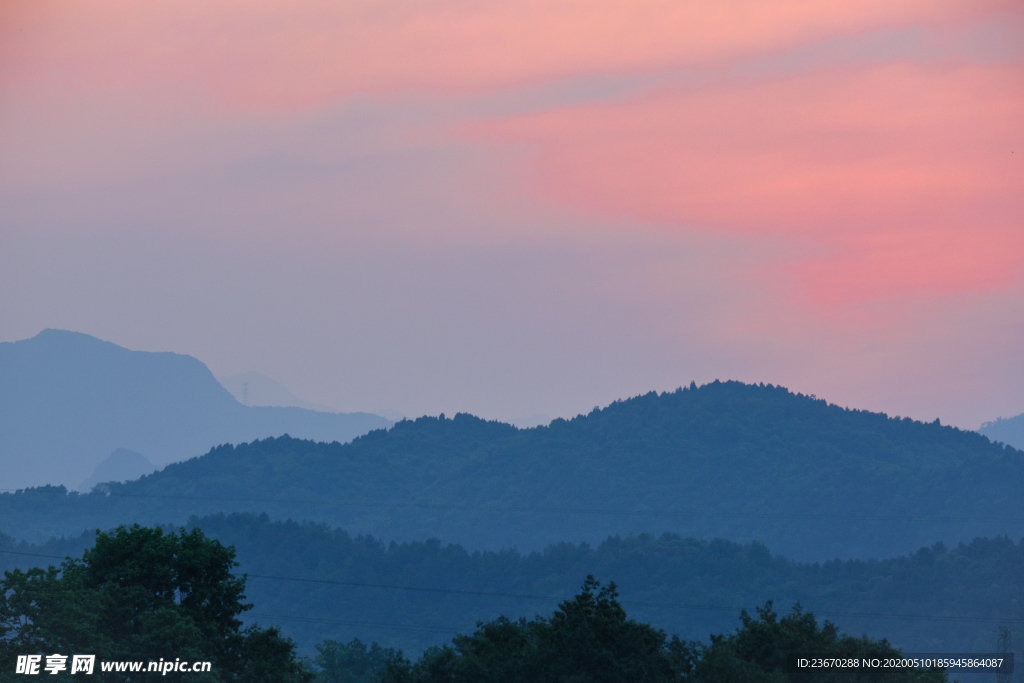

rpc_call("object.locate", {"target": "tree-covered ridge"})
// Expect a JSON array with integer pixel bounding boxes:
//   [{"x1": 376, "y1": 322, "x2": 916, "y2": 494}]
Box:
[
  {"x1": 3, "y1": 513, "x2": 1021, "y2": 657},
  {"x1": 2, "y1": 382, "x2": 1018, "y2": 559}
]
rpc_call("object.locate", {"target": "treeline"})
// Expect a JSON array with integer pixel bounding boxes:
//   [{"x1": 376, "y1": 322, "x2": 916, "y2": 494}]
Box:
[
  {"x1": 4, "y1": 513, "x2": 1021, "y2": 656},
  {"x1": 2, "y1": 382, "x2": 1020, "y2": 560},
  {"x1": 0, "y1": 524, "x2": 947, "y2": 683},
  {"x1": 314, "y1": 580, "x2": 947, "y2": 683}
]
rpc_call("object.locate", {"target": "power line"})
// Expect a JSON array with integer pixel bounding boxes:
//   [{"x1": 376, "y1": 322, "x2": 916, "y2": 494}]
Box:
[
  {"x1": 249, "y1": 613, "x2": 467, "y2": 634},
  {"x1": 244, "y1": 573, "x2": 1024, "y2": 626},
  {"x1": 247, "y1": 573, "x2": 559, "y2": 601},
  {"x1": 0, "y1": 549, "x2": 70, "y2": 560},
  {"x1": 3, "y1": 548, "x2": 1022, "y2": 627},
  {"x1": 1, "y1": 489, "x2": 1019, "y2": 524}
]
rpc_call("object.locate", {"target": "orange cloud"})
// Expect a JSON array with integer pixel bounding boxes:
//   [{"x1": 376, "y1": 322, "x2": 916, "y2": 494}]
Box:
[
  {"x1": 1, "y1": 0, "x2": 1012, "y2": 107},
  {"x1": 469, "y1": 62, "x2": 1024, "y2": 303}
]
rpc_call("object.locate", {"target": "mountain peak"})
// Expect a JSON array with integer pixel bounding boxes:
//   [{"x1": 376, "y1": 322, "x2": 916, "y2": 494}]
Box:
[{"x1": 0, "y1": 331, "x2": 391, "y2": 490}]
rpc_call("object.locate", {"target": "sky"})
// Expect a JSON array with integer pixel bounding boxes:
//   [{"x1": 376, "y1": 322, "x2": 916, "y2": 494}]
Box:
[{"x1": 1, "y1": 0, "x2": 1022, "y2": 429}]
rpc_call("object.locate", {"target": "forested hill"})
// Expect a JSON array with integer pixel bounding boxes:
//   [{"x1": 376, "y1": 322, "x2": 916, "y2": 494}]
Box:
[
  {"x1": 2, "y1": 381, "x2": 1021, "y2": 559},
  {"x1": 3, "y1": 513, "x2": 1021, "y2": 656}
]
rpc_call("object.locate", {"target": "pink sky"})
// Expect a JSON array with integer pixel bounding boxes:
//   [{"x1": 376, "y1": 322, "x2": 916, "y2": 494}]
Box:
[
  {"x1": 474, "y1": 61, "x2": 1023, "y2": 304},
  {"x1": 1, "y1": 0, "x2": 1022, "y2": 428}
]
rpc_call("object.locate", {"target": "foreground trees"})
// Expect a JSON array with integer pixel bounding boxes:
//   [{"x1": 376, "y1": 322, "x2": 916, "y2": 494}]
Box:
[
  {"x1": 0, "y1": 524, "x2": 950, "y2": 682},
  {"x1": 319, "y1": 576, "x2": 947, "y2": 683},
  {"x1": 381, "y1": 576, "x2": 682, "y2": 683},
  {"x1": 314, "y1": 639, "x2": 403, "y2": 683},
  {"x1": 688, "y1": 602, "x2": 948, "y2": 683},
  {"x1": 0, "y1": 525, "x2": 311, "y2": 682}
]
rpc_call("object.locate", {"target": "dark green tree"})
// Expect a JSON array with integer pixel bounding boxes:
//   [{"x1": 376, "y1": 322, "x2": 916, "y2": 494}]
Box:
[
  {"x1": 690, "y1": 602, "x2": 948, "y2": 683},
  {"x1": 0, "y1": 524, "x2": 312, "y2": 682},
  {"x1": 380, "y1": 576, "x2": 683, "y2": 683},
  {"x1": 314, "y1": 639, "x2": 404, "y2": 683},
  {"x1": 364, "y1": 579, "x2": 950, "y2": 683}
]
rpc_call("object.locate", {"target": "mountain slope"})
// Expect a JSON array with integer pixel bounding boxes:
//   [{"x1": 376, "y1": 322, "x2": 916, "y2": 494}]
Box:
[
  {"x1": 2, "y1": 381, "x2": 1020, "y2": 559},
  {"x1": 0, "y1": 329, "x2": 391, "y2": 490}
]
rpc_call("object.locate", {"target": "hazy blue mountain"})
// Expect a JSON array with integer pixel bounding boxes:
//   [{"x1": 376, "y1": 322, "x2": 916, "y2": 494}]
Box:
[
  {"x1": 2, "y1": 513, "x2": 1019, "y2": 656},
  {"x1": 0, "y1": 329, "x2": 392, "y2": 490},
  {"x1": 508, "y1": 413, "x2": 551, "y2": 429},
  {"x1": 2, "y1": 381, "x2": 1020, "y2": 560},
  {"x1": 78, "y1": 448, "x2": 156, "y2": 492},
  {"x1": 979, "y1": 413, "x2": 1024, "y2": 451}
]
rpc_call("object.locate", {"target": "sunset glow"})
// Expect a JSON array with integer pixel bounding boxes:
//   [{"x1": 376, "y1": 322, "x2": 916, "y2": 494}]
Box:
[
  {"x1": 474, "y1": 62, "x2": 1024, "y2": 303},
  {"x1": 1, "y1": 0, "x2": 1022, "y2": 427}
]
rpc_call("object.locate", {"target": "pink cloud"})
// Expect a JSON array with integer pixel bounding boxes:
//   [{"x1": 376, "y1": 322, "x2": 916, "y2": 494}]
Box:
[
  {"x1": 1, "y1": 1, "x2": 1022, "y2": 428},
  {"x1": 1, "y1": 0, "x2": 1013, "y2": 108},
  {"x1": 469, "y1": 62, "x2": 1024, "y2": 304},
  {"x1": 792, "y1": 226, "x2": 1023, "y2": 306}
]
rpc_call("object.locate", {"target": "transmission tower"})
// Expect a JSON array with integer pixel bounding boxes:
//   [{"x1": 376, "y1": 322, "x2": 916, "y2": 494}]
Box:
[{"x1": 997, "y1": 624, "x2": 1012, "y2": 683}]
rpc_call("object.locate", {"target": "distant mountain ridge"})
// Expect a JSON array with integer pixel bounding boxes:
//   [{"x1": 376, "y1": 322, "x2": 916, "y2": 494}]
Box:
[
  {"x1": 2, "y1": 381, "x2": 1020, "y2": 560},
  {"x1": 78, "y1": 448, "x2": 156, "y2": 492},
  {"x1": 217, "y1": 371, "x2": 337, "y2": 412},
  {"x1": 0, "y1": 330, "x2": 391, "y2": 490},
  {"x1": 979, "y1": 413, "x2": 1024, "y2": 451}
]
